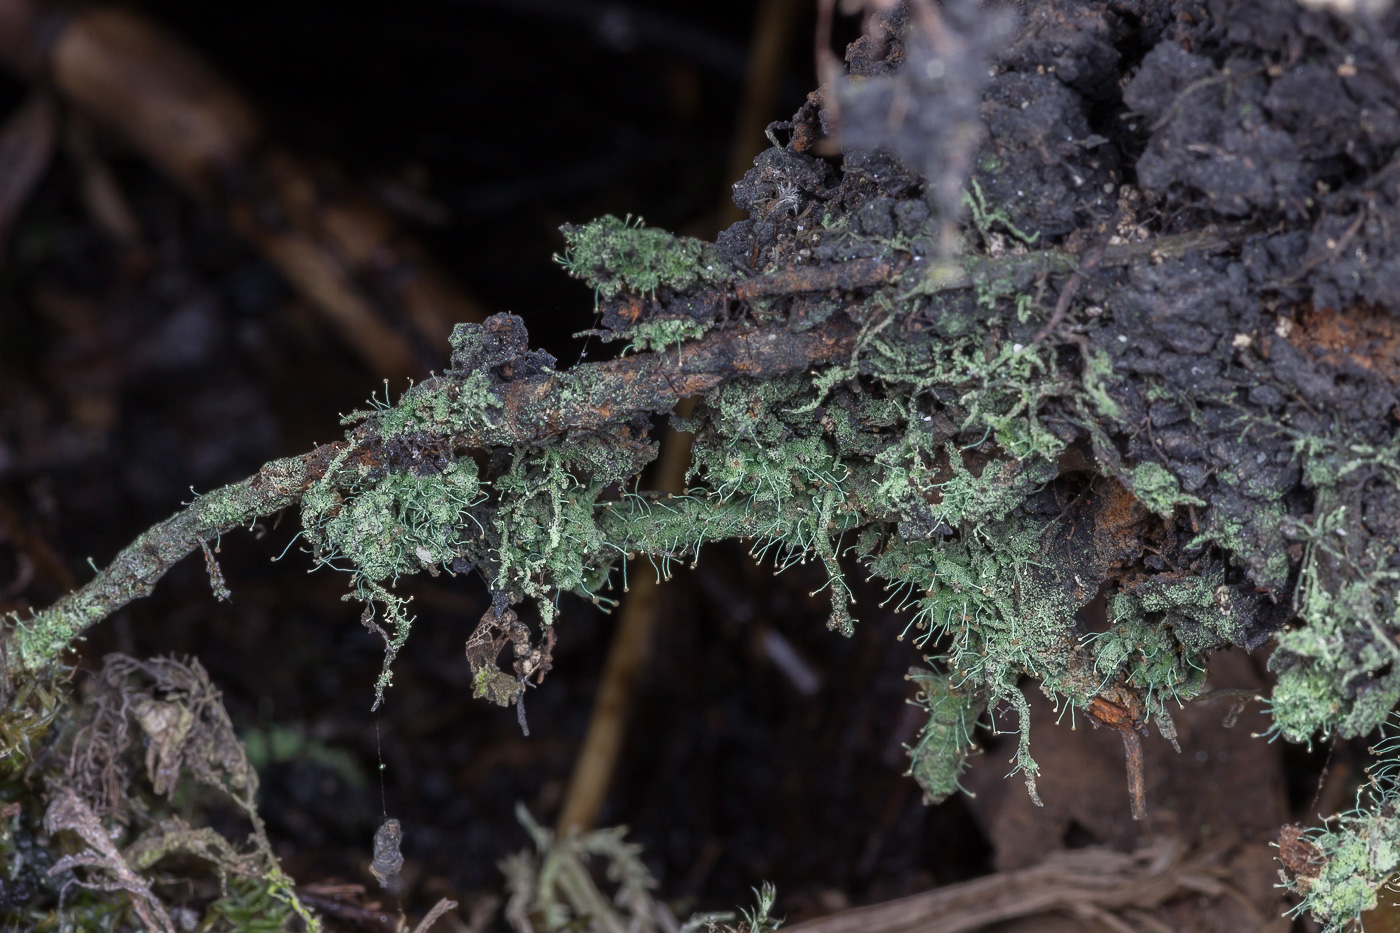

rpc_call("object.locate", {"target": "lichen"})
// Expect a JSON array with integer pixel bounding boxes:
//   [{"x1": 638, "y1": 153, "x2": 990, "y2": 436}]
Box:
[
  {"x1": 1283, "y1": 727, "x2": 1400, "y2": 930},
  {"x1": 555, "y1": 214, "x2": 730, "y2": 301},
  {"x1": 1268, "y1": 500, "x2": 1400, "y2": 743},
  {"x1": 625, "y1": 317, "x2": 707, "y2": 353},
  {"x1": 1130, "y1": 462, "x2": 1204, "y2": 517},
  {"x1": 905, "y1": 668, "x2": 985, "y2": 803}
]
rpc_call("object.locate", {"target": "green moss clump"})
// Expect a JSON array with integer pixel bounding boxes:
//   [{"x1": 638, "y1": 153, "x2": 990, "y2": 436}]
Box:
[{"x1": 0, "y1": 668, "x2": 67, "y2": 778}]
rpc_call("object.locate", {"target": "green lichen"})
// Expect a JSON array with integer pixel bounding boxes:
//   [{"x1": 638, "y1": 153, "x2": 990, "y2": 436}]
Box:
[
  {"x1": 1084, "y1": 572, "x2": 1243, "y2": 725},
  {"x1": 1268, "y1": 501, "x2": 1400, "y2": 743},
  {"x1": 962, "y1": 178, "x2": 1041, "y2": 248},
  {"x1": 1081, "y1": 347, "x2": 1122, "y2": 420},
  {"x1": 21, "y1": 173, "x2": 1400, "y2": 933},
  {"x1": 625, "y1": 317, "x2": 707, "y2": 353},
  {"x1": 1284, "y1": 728, "x2": 1400, "y2": 930},
  {"x1": 10, "y1": 601, "x2": 101, "y2": 674},
  {"x1": 1130, "y1": 462, "x2": 1205, "y2": 517},
  {"x1": 299, "y1": 449, "x2": 486, "y2": 707},
  {"x1": 905, "y1": 668, "x2": 985, "y2": 803},
  {"x1": 196, "y1": 485, "x2": 254, "y2": 529},
  {"x1": 303, "y1": 459, "x2": 484, "y2": 584},
  {"x1": 556, "y1": 214, "x2": 730, "y2": 301}
]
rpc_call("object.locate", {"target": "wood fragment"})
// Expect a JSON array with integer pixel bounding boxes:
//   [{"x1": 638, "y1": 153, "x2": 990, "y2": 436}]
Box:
[
  {"x1": 556, "y1": 399, "x2": 696, "y2": 833},
  {"x1": 1087, "y1": 693, "x2": 1149, "y2": 821},
  {"x1": 782, "y1": 837, "x2": 1240, "y2": 933}
]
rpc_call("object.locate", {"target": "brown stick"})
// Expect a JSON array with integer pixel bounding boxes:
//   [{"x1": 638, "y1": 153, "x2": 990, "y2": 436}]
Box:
[
  {"x1": 781, "y1": 837, "x2": 1238, "y2": 933},
  {"x1": 1120, "y1": 727, "x2": 1147, "y2": 822},
  {"x1": 4, "y1": 303, "x2": 859, "y2": 674},
  {"x1": 555, "y1": 399, "x2": 696, "y2": 833}
]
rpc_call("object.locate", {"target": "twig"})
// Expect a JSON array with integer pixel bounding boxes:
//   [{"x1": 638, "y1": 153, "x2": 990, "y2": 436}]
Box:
[
  {"x1": 1, "y1": 305, "x2": 860, "y2": 675},
  {"x1": 733, "y1": 257, "x2": 901, "y2": 299},
  {"x1": 412, "y1": 899, "x2": 461, "y2": 933},
  {"x1": 781, "y1": 837, "x2": 1241, "y2": 933},
  {"x1": 1120, "y1": 727, "x2": 1147, "y2": 822},
  {"x1": 1031, "y1": 210, "x2": 1121, "y2": 345},
  {"x1": 4, "y1": 445, "x2": 338, "y2": 673},
  {"x1": 556, "y1": 401, "x2": 696, "y2": 833},
  {"x1": 1087, "y1": 693, "x2": 1149, "y2": 821}
]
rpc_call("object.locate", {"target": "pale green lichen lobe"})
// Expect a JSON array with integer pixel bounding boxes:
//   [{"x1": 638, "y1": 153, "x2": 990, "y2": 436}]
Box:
[{"x1": 556, "y1": 214, "x2": 730, "y2": 300}]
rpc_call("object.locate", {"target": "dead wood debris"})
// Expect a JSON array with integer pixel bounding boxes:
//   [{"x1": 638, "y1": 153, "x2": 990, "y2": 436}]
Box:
[
  {"x1": 782, "y1": 837, "x2": 1257, "y2": 933},
  {"x1": 43, "y1": 788, "x2": 177, "y2": 933},
  {"x1": 33, "y1": 654, "x2": 325, "y2": 926}
]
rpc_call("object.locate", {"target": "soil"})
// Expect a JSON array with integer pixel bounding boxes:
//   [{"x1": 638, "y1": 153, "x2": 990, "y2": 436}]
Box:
[{"x1": 4, "y1": 0, "x2": 1400, "y2": 929}]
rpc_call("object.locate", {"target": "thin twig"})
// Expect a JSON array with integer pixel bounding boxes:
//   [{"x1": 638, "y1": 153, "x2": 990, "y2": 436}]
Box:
[
  {"x1": 781, "y1": 836, "x2": 1242, "y2": 933},
  {"x1": 1031, "y1": 210, "x2": 1122, "y2": 345}
]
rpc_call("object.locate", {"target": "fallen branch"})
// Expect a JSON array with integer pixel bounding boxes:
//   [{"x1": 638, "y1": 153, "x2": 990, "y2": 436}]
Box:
[
  {"x1": 1, "y1": 298, "x2": 864, "y2": 675},
  {"x1": 0, "y1": 218, "x2": 1251, "y2": 679}
]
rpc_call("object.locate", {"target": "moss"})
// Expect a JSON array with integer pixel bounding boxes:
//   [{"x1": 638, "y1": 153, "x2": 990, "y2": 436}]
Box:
[{"x1": 0, "y1": 667, "x2": 66, "y2": 778}]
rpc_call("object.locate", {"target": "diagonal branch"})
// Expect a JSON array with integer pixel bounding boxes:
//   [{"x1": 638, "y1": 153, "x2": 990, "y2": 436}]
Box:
[{"x1": 2, "y1": 223, "x2": 1254, "y2": 679}]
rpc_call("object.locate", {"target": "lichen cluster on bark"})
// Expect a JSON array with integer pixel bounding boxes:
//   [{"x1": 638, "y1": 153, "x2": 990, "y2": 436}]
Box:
[{"x1": 6, "y1": 0, "x2": 1400, "y2": 928}]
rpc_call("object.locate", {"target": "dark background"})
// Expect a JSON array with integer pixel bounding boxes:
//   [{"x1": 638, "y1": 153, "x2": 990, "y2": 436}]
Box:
[{"x1": 0, "y1": 0, "x2": 992, "y2": 922}]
